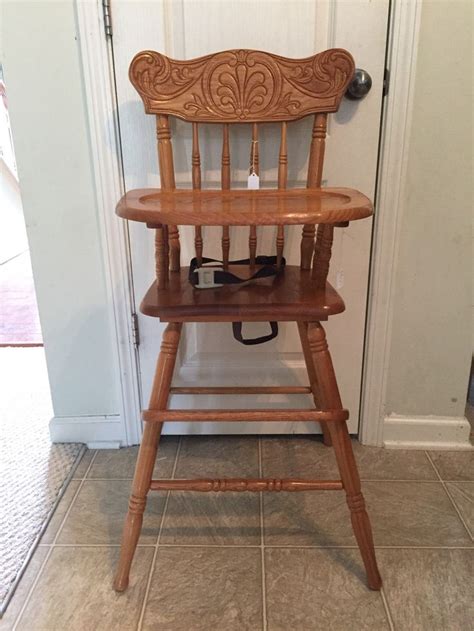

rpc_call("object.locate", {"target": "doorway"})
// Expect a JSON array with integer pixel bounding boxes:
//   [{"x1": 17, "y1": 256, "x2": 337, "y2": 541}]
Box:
[
  {"x1": 109, "y1": 0, "x2": 390, "y2": 436},
  {"x1": 0, "y1": 69, "x2": 84, "y2": 615}
]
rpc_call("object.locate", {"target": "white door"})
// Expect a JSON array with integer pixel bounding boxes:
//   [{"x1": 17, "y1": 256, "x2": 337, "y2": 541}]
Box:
[{"x1": 111, "y1": 0, "x2": 389, "y2": 435}]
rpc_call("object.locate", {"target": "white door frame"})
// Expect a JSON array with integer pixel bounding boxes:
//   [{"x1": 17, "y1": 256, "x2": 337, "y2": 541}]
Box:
[{"x1": 75, "y1": 0, "x2": 422, "y2": 447}]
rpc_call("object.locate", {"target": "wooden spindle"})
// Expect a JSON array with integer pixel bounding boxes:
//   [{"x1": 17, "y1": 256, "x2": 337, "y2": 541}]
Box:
[
  {"x1": 163, "y1": 224, "x2": 169, "y2": 278},
  {"x1": 301, "y1": 225, "x2": 315, "y2": 270},
  {"x1": 155, "y1": 225, "x2": 169, "y2": 289},
  {"x1": 194, "y1": 226, "x2": 203, "y2": 266},
  {"x1": 312, "y1": 224, "x2": 334, "y2": 287},
  {"x1": 307, "y1": 113, "x2": 333, "y2": 286},
  {"x1": 221, "y1": 123, "x2": 230, "y2": 189},
  {"x1": 156, "y1": 115, "x2": 180, "y2": 271},
  {"x1": 307, "y1": 113, "x2": 326, "y2": 188},
  {"x1": 276, "y1": 225, "x2": 284, "y2": 268},
  {"x1": 276, "y1": 122, "x2": 287, "y2": 266},
  {"x1": 192, "y1": 123, "x2": 203, "y2": 265},
  {"x1": 221, "y1": 124, "x2": 230, "y2": 269},
  {"x1": 192, "y1": 122, "x2": 201, "y2": 189},
  {"x1": 222, "y1": 226, "x2": 230, "y2": 269},
  {"x1": 249, "y1": 227, "x2": 257, "y2": 266},
  {"x1": 251, "y1": 122, "x2": 260, "y2": 174},
  {"x1": 249, "y1": 123, "x2": 259, "y2": 265},
  {"x1": 301, "y1": 113, "x2": 327, "y2": 269},
  {"x1": 278, "y1": 121, "x2": 288, "y2": 189}
]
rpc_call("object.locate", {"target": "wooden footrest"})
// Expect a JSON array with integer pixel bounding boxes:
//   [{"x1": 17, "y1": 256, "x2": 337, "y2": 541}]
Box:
[
  {"x1": 150, "y1": 478, "x2": 343, "y2": 492},
  {"x1": 170, "y1": 386, "x2": 312, "y2": 395},
  {"x1": 142, "y1": 408, "x2": 348, "y2": 423}
]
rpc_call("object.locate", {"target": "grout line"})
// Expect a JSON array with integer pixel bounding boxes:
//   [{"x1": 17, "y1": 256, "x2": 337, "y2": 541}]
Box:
[
  {"x1": 13, "y1": 450, "x2": 99, "y2": 630},
  {"x1": 380, "y1": 587, "x2": 396, "y2": 631},
  {"x1": 156, "y1": 543, "x2": 262, "y2": 549},
  {"x1": 425, "y1": 452, "x2": 473, "y2": 540},
  {"x1": 137, "y1": 436, "x2": 182, "y2": 631},
  {"x1": 69, "y1": 477, "x2": 474, "y2": 483},
  {"x1": 49, "y1": 543, "x2": 155, "y2": 548},
  {"x1": 37, "y1": 542, "x2": 473, "y2": 550},
  {"x1": 360, "y1": 478, "x2": 441, "y2": 483},
  {"x1": 263, "y1": 544, "x2": 474, "y2": 550},
  {"x1": 258, "y1": 437, "x2": 268, "y2": 631}
]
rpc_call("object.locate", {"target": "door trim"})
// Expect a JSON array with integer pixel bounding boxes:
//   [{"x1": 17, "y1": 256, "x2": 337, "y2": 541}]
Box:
[
  {"x1": 75, "y1": 0, "x2": 142, "y2": 445},
  {"x1": 76, "y1": 0, "x2": 422, "y2": 446},
  {"x1": 359, "y1": 0, "x2": 423, "y2": 445}
]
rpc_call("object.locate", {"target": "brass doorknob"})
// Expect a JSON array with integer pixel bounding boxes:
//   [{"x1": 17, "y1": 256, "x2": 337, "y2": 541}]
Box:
[{"x1": 345, "y1": 68, "x2": 372, "y2": 100}]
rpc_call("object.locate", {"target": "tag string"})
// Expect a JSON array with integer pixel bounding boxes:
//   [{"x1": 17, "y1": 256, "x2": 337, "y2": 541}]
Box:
[{"x1": 250, "y1": 139, "x2": 258, "y2": 175}]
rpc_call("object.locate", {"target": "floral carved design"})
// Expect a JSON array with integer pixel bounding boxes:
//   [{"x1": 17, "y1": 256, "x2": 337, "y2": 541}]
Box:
[{"x1": 130, "y1": 48, "x2": 354, "y2": 122}]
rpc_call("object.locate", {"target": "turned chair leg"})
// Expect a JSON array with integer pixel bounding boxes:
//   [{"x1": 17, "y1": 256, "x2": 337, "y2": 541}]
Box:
[
  {"x1": 297, "y1": 321, "x2": 332, "y2": 446},
  {"x1": 307, "y1": 322, "x2": 382, "y2": 590},
  {"x1": 114, "y1": 322, "x2": 182, "y2": 592}
]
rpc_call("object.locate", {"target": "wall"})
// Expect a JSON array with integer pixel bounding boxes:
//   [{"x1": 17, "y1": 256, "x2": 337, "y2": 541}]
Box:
[
  {"x1": 385, "y1": 2, "x2": 472, "y2": 424},
  {"x1": 2, "y1": 0, "x2": 472, "y2": 447},
  {"x1": 1, "y1": 3, "x2": 121, "y2": 426}
]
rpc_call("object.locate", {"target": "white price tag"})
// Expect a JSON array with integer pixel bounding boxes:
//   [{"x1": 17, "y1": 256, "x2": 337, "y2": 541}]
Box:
[{"x1": 247, "y1": 172, "x2": 260, "y2": 190}]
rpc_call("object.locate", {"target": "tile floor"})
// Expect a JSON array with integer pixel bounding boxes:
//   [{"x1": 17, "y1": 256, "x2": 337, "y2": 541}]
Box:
[{"x1": 1, "y1": 436, "x2": 473, "y2": 630}]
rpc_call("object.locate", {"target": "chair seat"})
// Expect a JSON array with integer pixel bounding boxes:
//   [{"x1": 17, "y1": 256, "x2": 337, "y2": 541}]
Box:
[{"x1": 140, "y1": 265, "x2": 345, "y2": 322}]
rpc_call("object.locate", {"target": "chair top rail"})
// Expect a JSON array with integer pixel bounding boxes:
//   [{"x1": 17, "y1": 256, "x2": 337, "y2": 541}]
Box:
[{"x1": 129, "y1": 48, "x2": 355, "y2": 123}]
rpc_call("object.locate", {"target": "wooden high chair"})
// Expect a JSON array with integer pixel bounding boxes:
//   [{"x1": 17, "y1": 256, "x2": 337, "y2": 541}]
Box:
[{"x1": 114, "y1": 48, "x2": 382, "y2": 592}]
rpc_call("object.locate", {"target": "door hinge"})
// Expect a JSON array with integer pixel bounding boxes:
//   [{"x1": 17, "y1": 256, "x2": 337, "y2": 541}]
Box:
[
  {"x1": 102, "y1": 0, "x2": 113, "y2": 38},
  {"x1": 383, "y1": 67, "x2": 390, "y2": 97},
  {"x1": 131, "y1": 312, "x2": 140, "y2": 347}
]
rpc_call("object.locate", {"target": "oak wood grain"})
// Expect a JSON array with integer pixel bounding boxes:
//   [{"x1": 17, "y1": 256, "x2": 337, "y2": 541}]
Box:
[
  {"x1": 114, "y1": 322, "x2": 181, "y2": 592},
  {"x1": 130, "y1": 49, "x2": 354, "y2": 122},
  {"x1": 139, "y1": 266, "x2": 345, "y2": 321},
  {"x1": 149, "y1": 478, "x2": 343, "y2": 492},
  {"x1": 117, "y1": 187, "x2": 373, "y2": 226},
  {"x1": 142, "y1": 408, "x2": 349, "y2": 423}
]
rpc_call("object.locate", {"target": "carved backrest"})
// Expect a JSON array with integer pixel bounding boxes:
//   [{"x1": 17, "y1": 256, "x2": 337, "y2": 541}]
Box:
[
  {"x1": 130, "y1": 49, "x2": 354, "y2": 122},
  {"x1": 129, "y1": 48, "x2": 355, "y2": 279}
]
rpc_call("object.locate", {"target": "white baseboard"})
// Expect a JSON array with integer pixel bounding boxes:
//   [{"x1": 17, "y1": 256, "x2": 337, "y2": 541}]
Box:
[
  {"x1": 49, "y1": 414, "x2": 124, "y2": 449},
  {"x1": 383, "y1": 414, "x2": 472, "y2": 450}
]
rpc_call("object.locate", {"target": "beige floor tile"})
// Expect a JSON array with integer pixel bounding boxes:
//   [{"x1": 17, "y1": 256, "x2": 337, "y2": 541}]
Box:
[
  {"x1": 16, "y1": 547, "x2": 153, "y2": 631},
  {"x1": 262, "y1": 436, "x2": 339, "y2": 479},
  {"x1": 72, "y1": 449, "x2": 96, "y2": 478},
  {"x1": 446, "y1": 482, "x2": 474, "y2": 536},
  {"x1": 264, "y1": 490, "x2": 354, "y2": 546},
  {"x1": 87, "y1": 436, "x2": 179, "y2": 479},
  {"x1": 0, "y1": 546, "x2": 48, "y2": 630},
  {"x1": 142, "y1": 547, "x2": 262, "y2": 630},
  {"x1": 264, "y1": 481, "x2": 472, "y2": 546},
  {"x1": 364, "y1": 481, "x2": 472, "y2": 546},
  {"x1": 57, "y1": 480, "x2": 166, "y2": 544},
  {"x1": 379, "y1": 549, "x2": 473, "y2": 631},
  {"x1": 265, "y1": 548, "x2": 390, "y2": 631},
  {"x1": 427, "y1": 450, "x2": 474, "y2": 480},
  {"x1": 261, "y1": 436, "x2": 436, "y2": 480},
  {"x1": 41, "y1": 480, "x2": 81, "y2": 544},
  {"x1": 175, "y1": 436, "x2": 259, "y2": 478},
  {"x1": 160, "y1": 492, "x2": 260, "y2": 545},
  {"x1": 353, "y1": 443, "x2": 437, "y2": 480}
]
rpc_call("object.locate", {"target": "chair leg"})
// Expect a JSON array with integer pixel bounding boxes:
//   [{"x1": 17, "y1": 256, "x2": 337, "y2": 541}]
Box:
[
  {"x1": 307, "y1": 322, "x2": 382, "y2": 590},
  {"x1": 113, "y1": 322, "x2": 182, "y2": 592},
  {"x1": 297, "y1": 321, "x2": 332, "y2": 446}
]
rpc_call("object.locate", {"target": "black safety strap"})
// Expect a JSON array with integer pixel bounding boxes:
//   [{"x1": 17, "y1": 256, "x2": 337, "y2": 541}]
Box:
[
  {"x1": 188, "y1": 255, "x2": 285, "y2": 286},
  {"x1": 232, "y1": 321, "x2": 279, "y2": 345},
  {"x1": 189, "y1": 255, "x2": 285, "y2": 346}
]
